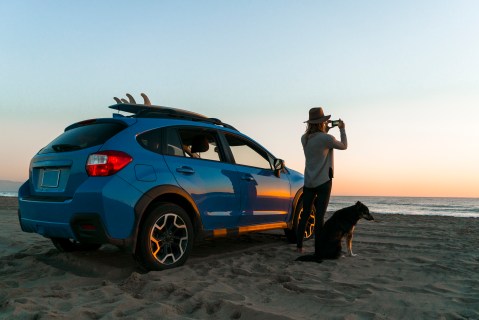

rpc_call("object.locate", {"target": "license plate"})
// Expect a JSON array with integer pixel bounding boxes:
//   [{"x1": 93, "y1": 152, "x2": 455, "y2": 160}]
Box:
[{"x1": 41, "y1": 170, "x2": 60, "y2": 188}]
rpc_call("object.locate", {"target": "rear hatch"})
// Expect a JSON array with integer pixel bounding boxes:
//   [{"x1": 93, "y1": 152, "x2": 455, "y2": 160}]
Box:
[{"x1": 28, "y1": 118, "x2": 131, "y2": 199}]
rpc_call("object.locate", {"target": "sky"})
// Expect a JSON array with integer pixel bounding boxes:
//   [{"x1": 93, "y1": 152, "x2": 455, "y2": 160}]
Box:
[{"x1": 1, "y1": 0, "x2": 478, "y2": 198}]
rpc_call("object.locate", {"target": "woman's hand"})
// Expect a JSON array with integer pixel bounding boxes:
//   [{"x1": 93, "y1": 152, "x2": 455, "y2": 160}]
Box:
[{"x1": 338, "y1": 119, "x2": 346, "y2": 129}]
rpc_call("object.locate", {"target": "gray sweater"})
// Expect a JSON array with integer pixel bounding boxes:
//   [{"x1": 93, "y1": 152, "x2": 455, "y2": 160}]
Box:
[{"x1": 301, "y1": 128, "x2": 347, "y2": 188}]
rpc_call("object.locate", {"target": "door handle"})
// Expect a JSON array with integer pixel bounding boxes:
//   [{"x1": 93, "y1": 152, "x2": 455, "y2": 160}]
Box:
[{"x1": 176, "y1": 166, "x2": 195, "y2": 174}]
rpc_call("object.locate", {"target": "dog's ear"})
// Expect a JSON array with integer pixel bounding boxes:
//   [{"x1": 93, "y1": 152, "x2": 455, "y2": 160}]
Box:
[{"x1": 356, "y1": 201, "x2": 362, "y2": 207}]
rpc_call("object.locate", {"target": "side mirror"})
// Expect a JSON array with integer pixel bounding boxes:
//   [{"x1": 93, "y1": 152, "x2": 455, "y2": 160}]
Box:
[{"x1": 273, "y1": 159, "x2": 285, "y2": 177}]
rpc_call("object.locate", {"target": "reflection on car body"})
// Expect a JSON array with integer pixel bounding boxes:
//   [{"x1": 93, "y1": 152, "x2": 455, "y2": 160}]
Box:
[{"x1": 18, "y1": 93, "x2": 310, "y2": 270}]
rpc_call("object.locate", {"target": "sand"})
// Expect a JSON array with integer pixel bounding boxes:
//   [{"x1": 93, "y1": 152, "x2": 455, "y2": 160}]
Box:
[{"x1": 1, "y1": 196, "x2": 478, "y2": 319}]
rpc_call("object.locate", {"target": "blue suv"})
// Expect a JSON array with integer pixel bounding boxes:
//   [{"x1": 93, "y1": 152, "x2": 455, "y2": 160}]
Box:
[{"x1": 18, "y1": 93, "x2": 311, "y2": 270}]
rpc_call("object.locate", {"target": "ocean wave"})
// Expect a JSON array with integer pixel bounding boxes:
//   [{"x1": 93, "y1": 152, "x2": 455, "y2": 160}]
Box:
[
  {"x1": 0, "y1": 192, "x2": 18, "y2": 197},
  {"x1": 329, "y1": 196, "x2": 479, "y2": 218}
]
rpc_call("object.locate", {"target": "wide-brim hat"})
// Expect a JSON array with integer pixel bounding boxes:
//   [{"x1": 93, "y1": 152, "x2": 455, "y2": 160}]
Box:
[{"x1": 304, "y1": 107, "x2": 331, "y2": 124}]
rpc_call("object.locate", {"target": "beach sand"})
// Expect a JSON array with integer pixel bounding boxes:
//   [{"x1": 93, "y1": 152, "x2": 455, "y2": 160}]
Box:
[{"x1": 1, "y1": 196, "x2": 478, "y2": 319}]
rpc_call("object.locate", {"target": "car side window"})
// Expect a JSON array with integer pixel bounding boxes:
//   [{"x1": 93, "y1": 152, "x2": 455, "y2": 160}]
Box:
[
  {"x1": 164, "y1": 128, "x2": 186, "y2": 156},
  {"x1": 224, "y1": 134, "x2": 271, "y2": 169},
  {"x1": 175, "y1": 128, "x2": 222, "y2": 162},
  {"x1": 137, "y1": 128, "x2": 162, "y2": 154}
]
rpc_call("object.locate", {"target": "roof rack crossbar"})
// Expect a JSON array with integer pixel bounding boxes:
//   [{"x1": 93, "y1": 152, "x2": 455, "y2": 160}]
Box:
[{"x1": 136, "y1": 110, "x2": 238, "y2": 131}]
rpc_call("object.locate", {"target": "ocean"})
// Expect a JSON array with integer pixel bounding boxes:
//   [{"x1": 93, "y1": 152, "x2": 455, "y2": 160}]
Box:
[
  {"x1": 0, "y1": 192, "x2": 18, "y2": 197},
  {"x1": 329, "y1": 196, "x2": 479, "y2": 218},
  {"x1": 2, "y1": 192, "x2": 478, "y2": 218}
]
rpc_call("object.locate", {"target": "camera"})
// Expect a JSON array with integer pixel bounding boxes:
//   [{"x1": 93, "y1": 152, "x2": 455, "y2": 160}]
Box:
[{"x1": 330, "y1": 120, "x2": 340, "y2": 127}]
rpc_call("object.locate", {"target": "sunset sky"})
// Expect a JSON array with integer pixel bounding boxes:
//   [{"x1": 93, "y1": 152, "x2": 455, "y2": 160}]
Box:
[{"x1": 1, "y1": 1, "x2": 478, "y2": 198}]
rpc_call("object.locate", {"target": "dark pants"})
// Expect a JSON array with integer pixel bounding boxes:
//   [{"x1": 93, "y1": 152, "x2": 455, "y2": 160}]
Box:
[{"x1": 296, "y1": 180, "x2": 332, "y2": 253}]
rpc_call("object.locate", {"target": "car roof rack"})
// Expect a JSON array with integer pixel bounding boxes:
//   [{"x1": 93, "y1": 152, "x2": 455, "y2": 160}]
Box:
[{"x1": 109, "y1": 93, "x2": 238, "y2": 131}]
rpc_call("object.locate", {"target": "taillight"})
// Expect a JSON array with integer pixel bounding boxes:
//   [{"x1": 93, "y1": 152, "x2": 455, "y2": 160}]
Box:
[{"x1": 86, "y1": 151, "x2": 132, "y2": 176}]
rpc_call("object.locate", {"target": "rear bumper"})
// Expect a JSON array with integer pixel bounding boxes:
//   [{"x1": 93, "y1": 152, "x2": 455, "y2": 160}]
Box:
[
  {"x1": 18, "y1": 177, "x2": 142, "y2": 250},
  {"x1": 18, "y1": 209, "x2": 109, "y2": 244},
  {"x1": 19, "y1": 207, "x2": 74, "y2": 239}
]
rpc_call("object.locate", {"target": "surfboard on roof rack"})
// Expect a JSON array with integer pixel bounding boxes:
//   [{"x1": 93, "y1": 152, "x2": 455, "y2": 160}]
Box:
[{"x1": 109, "y1": 93, "x2": 238, "y2": 131}]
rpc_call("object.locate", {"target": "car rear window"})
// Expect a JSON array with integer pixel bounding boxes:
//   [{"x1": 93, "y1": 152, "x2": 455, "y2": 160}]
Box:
[{"x1": 39, "y1": 121, "x2": 126, "y2": 154}]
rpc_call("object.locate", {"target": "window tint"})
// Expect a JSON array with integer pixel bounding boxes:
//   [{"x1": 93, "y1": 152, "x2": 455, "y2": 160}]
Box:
[
  {"x1": 164, "y1": 128, "x2": 185, "y2": 156},
  {"x1": 177, "y1": 129, "x2": 222, "y2": 162},
  {"x1": 39, "y1": 122, "x2": 126, "y2": 154},
  {"x1": 137, "y1": 129, "x2": 162, "y2": 153},
  {"x1": 224, "y1": 134, "x2": 271, "y2": 169}
]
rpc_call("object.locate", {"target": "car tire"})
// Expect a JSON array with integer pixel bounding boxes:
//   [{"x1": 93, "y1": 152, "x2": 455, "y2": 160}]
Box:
[
  {"x1": 136, "y1": 203, "x2": 193, "y2": 271},
  {"x1": 51, "y1": 238, "x2": 102, "y2": 252},
  {"x1": 284, "y1": 198, "x2": 315, "y2": 243}
]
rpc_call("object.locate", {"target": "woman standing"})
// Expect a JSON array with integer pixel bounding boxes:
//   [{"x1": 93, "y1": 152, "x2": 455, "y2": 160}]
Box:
[{"x1": 296, "y1": 107, "x2": 347, "y2": 261}]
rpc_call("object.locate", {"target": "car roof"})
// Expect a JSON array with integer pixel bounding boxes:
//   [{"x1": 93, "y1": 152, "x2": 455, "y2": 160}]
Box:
[{"x1": 109, "y1": 103, "x2": 238, "y2": 131}]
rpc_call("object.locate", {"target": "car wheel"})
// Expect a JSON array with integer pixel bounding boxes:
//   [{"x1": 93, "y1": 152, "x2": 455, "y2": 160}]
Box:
[
  {"x1": 136, "y1": 203, "x2": 193, "y2": 271},
  {"x1": 51, "y1": 238, "x2": 102, "y2": 252},
  {"x1": 284, "y1": 198, "x2": 315, "y2": 243}
]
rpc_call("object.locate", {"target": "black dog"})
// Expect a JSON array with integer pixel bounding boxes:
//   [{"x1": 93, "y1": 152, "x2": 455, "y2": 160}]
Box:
[{"x1": 296, "y1": 201, "x2": 374, "y2": 262}]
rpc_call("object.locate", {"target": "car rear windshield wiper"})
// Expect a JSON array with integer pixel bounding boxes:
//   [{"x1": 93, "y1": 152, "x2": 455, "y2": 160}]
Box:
[{"x1": 52, "y1": 144, "x2": 82, "y2": 152}]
